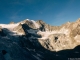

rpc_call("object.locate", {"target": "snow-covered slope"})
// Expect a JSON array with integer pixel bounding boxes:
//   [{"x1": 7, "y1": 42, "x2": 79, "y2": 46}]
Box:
[
  {"x1": 0, "y1": 19, "x2": 80, "y2": 50},
  {"x1": 0, "y1": 18, "x2": 80, "y2": 60},
  {"x1": 0, "y1": 23, "x2": 19, "y2": 30}
]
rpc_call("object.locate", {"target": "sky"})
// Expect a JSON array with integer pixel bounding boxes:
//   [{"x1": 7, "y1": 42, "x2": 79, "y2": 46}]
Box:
[{"x1": 0, "y1": 0, "x2": 80, "y2": 26}]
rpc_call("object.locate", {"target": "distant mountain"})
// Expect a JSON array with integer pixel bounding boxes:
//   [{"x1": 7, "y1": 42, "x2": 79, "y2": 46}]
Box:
[{"x1": 0, "y1": 18, "x2": 80, "y2": 60}]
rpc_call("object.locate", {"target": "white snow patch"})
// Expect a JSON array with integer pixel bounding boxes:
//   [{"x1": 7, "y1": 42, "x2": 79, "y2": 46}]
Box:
[
  {"x1": 26, "y1": 19, "x2": 30, "y2": 20},
  {"x1": 18, "y1": 19, "x2": 30, "y2": 24},
  {"x1": 18, "y1": 19, "x2": 40, "y2": 28},
  {"x1": 37, "y1": 27, "x2": 69, "y2": 39},
  {"x1": 0, "y1": 23, "x2": 25, "y2": 35},
  {"x1": 27, "y1": 29, "x2": 37, "y2": 34},
  {"x1": 0, "y1": 23, "x2": 19, "y2": 30},
  {"x1": 31, "y1": 20, "x2": 40, "y2": 28},
  {"x1": 59, "y1": 27, "x2": 69, "y2": 35},
  {"x1": 19, "y1": 19, "x2": 40, "y2": 29}
]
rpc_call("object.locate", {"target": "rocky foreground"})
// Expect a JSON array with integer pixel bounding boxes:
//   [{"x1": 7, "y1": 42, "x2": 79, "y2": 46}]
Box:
[{"x1": 0, "y1": 19, "x2": 80, "y2": 60}]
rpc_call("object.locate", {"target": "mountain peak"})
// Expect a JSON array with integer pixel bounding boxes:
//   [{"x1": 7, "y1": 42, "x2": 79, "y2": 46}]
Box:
[
  {"x1": 10, "y1": 22, "x2": 15, "y2": 24},
  {"x1": 0, "y1": 18, "x2": 80, "y2": 60},
  {"x1": 76, "y1": 18, "x2": 80, "y2": 22},
  {"x1": 36, "y1": 20, "x2": 45, "y2": 24}
]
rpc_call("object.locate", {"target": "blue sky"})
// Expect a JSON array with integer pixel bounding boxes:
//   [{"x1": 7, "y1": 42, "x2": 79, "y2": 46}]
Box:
[{"x1": 0, "y1": 0, "x2": 80, "y2": 26}]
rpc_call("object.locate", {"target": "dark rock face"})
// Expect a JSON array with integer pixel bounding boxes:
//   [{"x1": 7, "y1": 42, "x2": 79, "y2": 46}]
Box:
[
  {"x1": 0, "y1": 27, "x2": 6, "y2": 36},
  {"x1": 23, "y1": 20, "x2": 37, "y2": 29},
  {"x1": 36, "y1": 20, "x2": 46, "y2": 31},
  {"x1": 0, "y1": 37, "x2": 37, "y2": 60}
]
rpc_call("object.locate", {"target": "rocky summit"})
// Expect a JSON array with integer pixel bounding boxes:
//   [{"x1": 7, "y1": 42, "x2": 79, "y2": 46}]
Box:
[{"x1": 0, "y1": 18, "x2": 80, "y2": 60}]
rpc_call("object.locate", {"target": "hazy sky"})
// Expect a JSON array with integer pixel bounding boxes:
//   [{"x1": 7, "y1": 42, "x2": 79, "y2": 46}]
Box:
[{"x1": 0, "y1": 0, "x2": 80, "y2": 26}]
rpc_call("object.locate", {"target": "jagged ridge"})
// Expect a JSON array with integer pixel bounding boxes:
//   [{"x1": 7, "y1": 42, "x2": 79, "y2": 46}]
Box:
[{"x1": 0, "y1": 18, "x2": 80, "y2": 60}]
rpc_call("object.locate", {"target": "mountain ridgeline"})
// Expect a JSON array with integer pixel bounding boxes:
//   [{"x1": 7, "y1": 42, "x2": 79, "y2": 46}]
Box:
[{"x1": 0, "y1": 19, "x2": 80, "y2": 60}]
